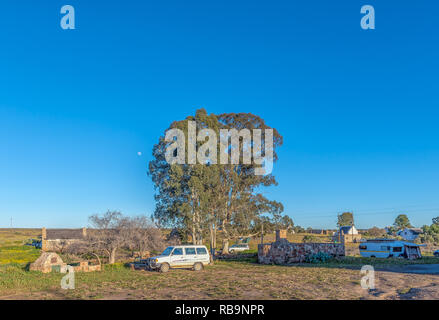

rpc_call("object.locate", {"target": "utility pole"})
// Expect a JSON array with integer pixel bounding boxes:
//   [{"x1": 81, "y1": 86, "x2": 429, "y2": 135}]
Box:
[{"x1": 10, "y1": 217, "x2": 13, "y2": 229}]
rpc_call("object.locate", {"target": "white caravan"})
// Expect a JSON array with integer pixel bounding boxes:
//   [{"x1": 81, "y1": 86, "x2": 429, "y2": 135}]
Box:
[{"x1": 359, "y1": 239, "x2": 424, "y2": 259}]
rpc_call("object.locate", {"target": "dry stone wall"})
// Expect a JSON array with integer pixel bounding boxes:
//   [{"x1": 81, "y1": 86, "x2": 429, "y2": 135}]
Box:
[{"x1": 258, "y1": 240, "x2": 345, "y2": 264}]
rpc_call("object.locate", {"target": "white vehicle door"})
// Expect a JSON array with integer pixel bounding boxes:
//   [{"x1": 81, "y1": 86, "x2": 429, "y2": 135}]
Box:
[
  {"x1": 184, "y1": 247, "x2": 197, "y2": 265},
  {"x1": 170, "y1": 247, "x2": 185, "y2": 267},
  {"x1": 196, "y1": 247, "x2": 210, "y2": 264}
]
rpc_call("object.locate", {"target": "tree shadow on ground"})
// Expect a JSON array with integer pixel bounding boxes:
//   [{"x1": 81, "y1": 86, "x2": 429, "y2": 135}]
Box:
[{"x1": 234, "y1": 255, "x2": 439, "y2": 275}]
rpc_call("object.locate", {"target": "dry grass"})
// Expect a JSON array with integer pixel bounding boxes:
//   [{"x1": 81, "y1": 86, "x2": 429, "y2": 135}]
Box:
[
  {"x1": 0, "y1": 260, "x2": 365, "y2": 300},
  {"x1": 1, "y1": 228, "x2": 439, "y2": 300},
  {"x1": 2, "y1": 259, "x2": 439, "y2": 300}
]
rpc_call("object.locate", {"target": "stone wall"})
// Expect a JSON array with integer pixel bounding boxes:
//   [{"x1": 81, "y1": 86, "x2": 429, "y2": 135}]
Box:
[
  {"x1": 258, "y1": 241, "x2": 345, "y2": 264},
  {"x1": 41, "y1": 227, "x2": 86, "y2": 252},
  {"x1": 332, "y1": 233, "x2": 362, "y2": 244},
  {"x1": 44, "y1": 239, "x2": 82, "y2": 252},
  {"x1": 72, "y1": 261, "x2": 101, "y2": 272},
  {"x1": 30, "y1": 252, "x2": 101, "y2": 273},
  {"x1": 344, "y1": 244, "x2": 360, "y2": 256}
]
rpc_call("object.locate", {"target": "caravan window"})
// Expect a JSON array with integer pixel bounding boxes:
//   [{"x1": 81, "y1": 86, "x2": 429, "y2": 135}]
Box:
[
  {"x1": 359, "y1": 245, "x2": 367, "y2": 250},
  {"x1": 393, "y1": 247, "x2": 402, "y2": 252}
]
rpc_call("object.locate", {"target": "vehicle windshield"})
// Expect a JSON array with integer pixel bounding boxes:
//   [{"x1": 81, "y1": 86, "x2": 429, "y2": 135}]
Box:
[{"x1": 160, "y1": 246, "x2": 174, "y2": 256}]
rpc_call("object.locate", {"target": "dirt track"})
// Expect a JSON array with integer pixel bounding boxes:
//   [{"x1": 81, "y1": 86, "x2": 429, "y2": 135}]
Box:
[
  {"x1": 365, "y1": 268, "x2": 439, "y2": 300},
  {"x1": 375, "y1": 264, "x2": 439, "y2": 275}
]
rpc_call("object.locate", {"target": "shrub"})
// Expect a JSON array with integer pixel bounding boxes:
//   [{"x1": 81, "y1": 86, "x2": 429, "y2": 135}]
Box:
[{"x1": 305, "y1": 252, "x2": 332, "y2": 263}]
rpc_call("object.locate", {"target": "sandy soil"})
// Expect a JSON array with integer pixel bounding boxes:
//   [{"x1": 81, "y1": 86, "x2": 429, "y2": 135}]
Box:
[{"x1": 1, "y1": 263, "x2": 438, "y2": 300}]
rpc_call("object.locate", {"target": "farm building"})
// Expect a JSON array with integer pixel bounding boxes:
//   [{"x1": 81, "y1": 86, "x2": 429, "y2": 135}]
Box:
[
  {"x1": 333, "y1": 225, "x2": 362, "y2": 243},
  {"x1": 397, "y1": 228, "x2": 423, "y2": 241},
  {"x1": 41, "y1": 227, "x2": 87, "y2": 252}
]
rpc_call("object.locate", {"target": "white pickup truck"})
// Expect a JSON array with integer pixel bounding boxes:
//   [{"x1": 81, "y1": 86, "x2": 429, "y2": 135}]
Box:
[{"x1": 229, "y1": 244, "x2": 250, "y2": 253}]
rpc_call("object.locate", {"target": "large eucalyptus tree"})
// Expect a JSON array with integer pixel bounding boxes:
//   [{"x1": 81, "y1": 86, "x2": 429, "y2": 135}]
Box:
[{"x1": 148, "y1": 109, "x2": 284, "y2": 253}]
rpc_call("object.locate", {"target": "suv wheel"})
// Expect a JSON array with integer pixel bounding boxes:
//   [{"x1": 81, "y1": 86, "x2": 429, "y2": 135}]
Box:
[
  {"x1": 193, "y1": 262, "x2": 203, "y2": 271},
  {"x1": 159, "y1": 263, "x2": 170, "y2": 273}
]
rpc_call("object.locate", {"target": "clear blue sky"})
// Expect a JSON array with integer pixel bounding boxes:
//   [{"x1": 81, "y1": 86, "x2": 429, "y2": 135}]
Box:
[{"x1": 1, "y1": 1, "x2": 438, "y2": 229}]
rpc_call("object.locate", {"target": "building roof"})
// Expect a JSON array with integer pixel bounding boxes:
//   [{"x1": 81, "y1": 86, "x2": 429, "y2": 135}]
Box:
[
  {"x1": 399, "y1": 228, "x2": 423, "y2": 235},
  {"x1": 46, "y1": 229, "x2": 85, "y2": 240},
  {"x1": 365, "y1": 239, "x2": 426, "y2": 246}
]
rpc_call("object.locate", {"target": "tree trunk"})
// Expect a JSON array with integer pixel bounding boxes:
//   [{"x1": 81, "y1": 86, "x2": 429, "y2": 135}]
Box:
[
  {"x1": 192, "y1": 225, "x2": 196, "y2": 245},
  {"x1": 191, "y1": 192, "x2": 197, "y2": 245},
  {"x1": 109, "y1": 248, "x2": 117, "y2": 264},
  {"x1": 92, "y1": 253, "x2": 102, "y2": 266},
  {"x1": 213, "y1": 226, "x2": 217, "y2": 251},
  {"x1": 209, "y1": 224, "x2": 216, "y2": 260},
  {"x1": 196, "y1": 208, "x2": 203, "y2": 245},
  {"x1": 221, "y1": 219, "x2": 230, "y2": 254},
  {"x1": 222, "y1": 239, "x2": 229, "y2": 254}
]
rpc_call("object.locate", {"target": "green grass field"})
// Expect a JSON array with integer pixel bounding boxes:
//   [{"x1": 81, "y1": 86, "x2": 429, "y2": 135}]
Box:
[{"x1": 0, "y1": 229, "x2": 42, "y2": 265}]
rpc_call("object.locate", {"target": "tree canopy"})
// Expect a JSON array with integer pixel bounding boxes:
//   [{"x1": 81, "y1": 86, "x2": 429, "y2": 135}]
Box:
[
  {"x1": 337, "y1": 212, "x2": 354, "y2": 227},
  {"x1": 148, "y1": 109, "x2": 284, "y2": 253},
  {"x1": 393, "y1": 214, "x2": 412, "y2": 230}
]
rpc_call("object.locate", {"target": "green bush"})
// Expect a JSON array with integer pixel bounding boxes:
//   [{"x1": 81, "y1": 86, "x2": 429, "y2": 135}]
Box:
[{"x1": 305, "y1": 252, "x2": 332, "y2": 263}]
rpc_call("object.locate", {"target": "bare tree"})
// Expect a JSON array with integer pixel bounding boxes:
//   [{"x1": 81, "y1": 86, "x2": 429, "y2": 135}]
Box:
[
  {"x1": 66, "y1": 212, "x2": 166, "y2": 265},
  {"x1": 86, "y1": 210, "x2": 130, "y2": 264},
  {"x1": 66, "y1": 241, "x2": 102, "y2": 266},
  {"x1": 126, "y1": 215, "x2": 165, "y2": 257}
]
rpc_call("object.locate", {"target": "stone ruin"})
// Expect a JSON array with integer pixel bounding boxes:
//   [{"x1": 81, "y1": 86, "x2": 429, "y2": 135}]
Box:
[
  {"x1": 29, "y1": 252, "x2": 67, "y2": 273},
  {"x1": 258, "y1": 230, "x2": 345, "y2": 264},
  {"x1": 41, "y1": 227, "x2": 86, "y2": 252},
  {"x1": 71, "y1": 261, "x2": 101, "y2": 272},
  {"x1": 29, "y1": 252, "x2": 101, "y2": 273}
]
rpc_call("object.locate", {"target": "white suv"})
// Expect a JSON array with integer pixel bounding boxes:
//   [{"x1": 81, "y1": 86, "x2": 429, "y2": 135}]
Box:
[{"x1": 147, "y1": 245, "x2": 211, "y2": 273}]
